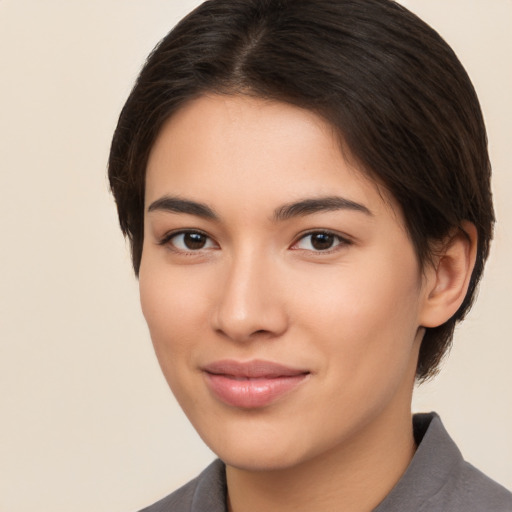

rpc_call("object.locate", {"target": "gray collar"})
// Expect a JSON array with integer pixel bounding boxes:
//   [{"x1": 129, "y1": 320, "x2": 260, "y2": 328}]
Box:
[{"x1": 373, "y1": 413, "x2": 462, "y2": 511}]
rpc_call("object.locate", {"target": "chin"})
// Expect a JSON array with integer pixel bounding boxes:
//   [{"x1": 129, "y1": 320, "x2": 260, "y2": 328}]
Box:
[
  {"x1": 195, "y1": 420, "x2": 323, "y2": 473},
  {"x1": 220, "y1": 448, "x2": 307, "y2": 473}
]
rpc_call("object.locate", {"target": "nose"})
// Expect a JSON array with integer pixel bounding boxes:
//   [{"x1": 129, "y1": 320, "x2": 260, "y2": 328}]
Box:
[{"x1": 211, "y1": 250, "x2": 289, "y2": 343}]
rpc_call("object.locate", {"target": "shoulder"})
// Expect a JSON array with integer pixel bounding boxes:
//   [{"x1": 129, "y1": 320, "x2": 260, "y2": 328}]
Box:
[
  {"x1": 138, "y1": 459, "x2": 227, "y2": 512},
  {"x1": 375, "y1": 413, "x2": 512, "y2": 512},
  {"x1": 447, "y1": 460, "x2": 512, "y2": 511},
  {"x1": 138, "y1": 479, "x2": 197, "y2": 512},
  {"x1": 420, "y1": 413, "x2": 512, "y2": 511}
]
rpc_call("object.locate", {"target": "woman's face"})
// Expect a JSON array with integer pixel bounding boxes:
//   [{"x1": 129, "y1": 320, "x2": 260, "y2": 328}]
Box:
[{"x1": 140, "y1": 94, "x2": 430, "y2": 471}]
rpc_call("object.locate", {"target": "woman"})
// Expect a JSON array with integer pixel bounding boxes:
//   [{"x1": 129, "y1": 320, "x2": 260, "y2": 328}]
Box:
[{"x1": 108, "y1": 0, "x2": 512, "y2": 510}]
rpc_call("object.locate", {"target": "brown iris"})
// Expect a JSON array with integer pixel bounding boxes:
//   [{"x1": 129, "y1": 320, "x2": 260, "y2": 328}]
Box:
[
  {"x1": 310, "y1": 233, "x2": 335, "y2": 250},
  {"x1": 183, "y1": 232, "x2": 208, "y2": 250}
]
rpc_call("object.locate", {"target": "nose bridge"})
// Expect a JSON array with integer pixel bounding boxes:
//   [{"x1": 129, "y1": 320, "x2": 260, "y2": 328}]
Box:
[{"x1": 212, "y1": 245, "x2": 287, "y2": 342}]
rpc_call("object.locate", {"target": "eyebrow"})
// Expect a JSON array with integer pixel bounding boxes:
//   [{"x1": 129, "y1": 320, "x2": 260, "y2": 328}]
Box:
[
  {"x1": 147, "y1": 196, "x2": 218, "y2": 219},
  {"x1": 273, "y1": 196, "x2": 372, "y2": 221},
  {"x1": 147, "y1": 195, "x2": 372, "y2": 222}
]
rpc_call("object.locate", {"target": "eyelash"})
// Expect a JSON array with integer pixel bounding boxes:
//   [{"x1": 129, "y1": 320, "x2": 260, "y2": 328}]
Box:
[
  {"x1": 158, "y1": 229, "x2": 352, "y2": 254},
  {"x1": 158, "y1": 230, "x2": 217, "y2": 253},
  {"x1": 291, "y1": 230, "x2": 352, "y2": 253}
]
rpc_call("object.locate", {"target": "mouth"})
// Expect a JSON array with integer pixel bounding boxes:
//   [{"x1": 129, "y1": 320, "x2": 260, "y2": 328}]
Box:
[{"x1": 201, "y1": 359, "x2": 310, "y2": 409}]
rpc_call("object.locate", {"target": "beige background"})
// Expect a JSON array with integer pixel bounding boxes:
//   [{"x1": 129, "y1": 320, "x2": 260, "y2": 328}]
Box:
[{"x1": 0, "y1": 1, "x2": 510, "y2": 511}]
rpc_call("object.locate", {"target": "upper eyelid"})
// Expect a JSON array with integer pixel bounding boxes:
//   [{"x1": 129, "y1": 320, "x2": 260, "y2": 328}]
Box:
[
  {"x1": 293, "y1": 229, "x2": 353, "y2": 243},
  {"x1": 158, "y1": 228, "x2": 215, "y2": 245},
  {"x1": 290, "y1": 230, "x2": 353, "y2": 253}
]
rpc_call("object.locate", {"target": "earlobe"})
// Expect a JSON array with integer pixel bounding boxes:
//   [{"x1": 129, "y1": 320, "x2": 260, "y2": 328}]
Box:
[{"x1": 419, "y1": 221, "x2": 478, "y2": 328}]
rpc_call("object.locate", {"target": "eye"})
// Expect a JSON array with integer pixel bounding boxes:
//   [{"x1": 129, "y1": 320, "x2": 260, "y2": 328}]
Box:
[
  {"x1": 293, "y1": 231, "x2": 349, "y2": 252},
  {"x1": 161, "y1": 230, "x2": 217, "y2": 251}
]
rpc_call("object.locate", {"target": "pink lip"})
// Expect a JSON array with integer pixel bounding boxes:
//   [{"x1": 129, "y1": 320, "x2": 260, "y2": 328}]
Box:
[{"x1": 202, "y1": 359, "x2": 310, "y2": 409}]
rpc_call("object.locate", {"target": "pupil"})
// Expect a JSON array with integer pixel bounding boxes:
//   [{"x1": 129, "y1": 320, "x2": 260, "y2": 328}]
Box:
[
  {"x1": 184, "y1": 233, "x2": 206, "y2": 250},
  {"x1": 311, "y1": 233, "x2": 334, "y2": 250}
]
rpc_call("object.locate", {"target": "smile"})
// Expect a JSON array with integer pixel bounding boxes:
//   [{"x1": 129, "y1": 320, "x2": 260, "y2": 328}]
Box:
[{"x1": 202, "y1": 359, "x2": 310, "y2": 409}]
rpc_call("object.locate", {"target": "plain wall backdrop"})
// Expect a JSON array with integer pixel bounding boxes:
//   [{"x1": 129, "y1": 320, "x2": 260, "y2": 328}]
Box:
[{"x1": 1, "y1": 1, "x2": 510, "y2": 511}]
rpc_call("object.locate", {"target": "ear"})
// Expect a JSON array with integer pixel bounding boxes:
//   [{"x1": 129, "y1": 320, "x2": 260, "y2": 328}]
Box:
[{"x1": 419, "y1": 221, "x2": 478, "y2": 328}]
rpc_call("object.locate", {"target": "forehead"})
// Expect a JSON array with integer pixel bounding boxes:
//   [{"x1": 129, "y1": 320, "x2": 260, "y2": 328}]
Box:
[{"x1": 145, "y1": 94, "x2": 400, "y2": 222}]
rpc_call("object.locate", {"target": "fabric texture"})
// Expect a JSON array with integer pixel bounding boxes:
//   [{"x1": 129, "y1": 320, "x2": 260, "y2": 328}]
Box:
[{"x1": 139, "y1": 413, "x2": 512, "y2": 512}]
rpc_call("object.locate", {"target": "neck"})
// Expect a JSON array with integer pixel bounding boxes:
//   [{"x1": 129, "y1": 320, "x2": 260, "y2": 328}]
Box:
[{"x1": 226, "y1": 400, "x2": 416, "y2": 512}]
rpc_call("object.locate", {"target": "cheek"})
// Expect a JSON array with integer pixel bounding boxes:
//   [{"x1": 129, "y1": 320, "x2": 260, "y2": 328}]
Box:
[
  {"x1": 293, "y1": 255, "x2": 423, "y2": 369},
  {"x1": 138, "y1": 262, "x2": 211, "y2": 409},
  {"x1": 138, "y1": 257, "x2": 208, "y2": 361}
]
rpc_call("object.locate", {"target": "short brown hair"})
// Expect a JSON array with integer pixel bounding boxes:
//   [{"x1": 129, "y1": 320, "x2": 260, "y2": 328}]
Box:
[{"x1": 109, "y1": 0, "x2": 494, "y2": 381}]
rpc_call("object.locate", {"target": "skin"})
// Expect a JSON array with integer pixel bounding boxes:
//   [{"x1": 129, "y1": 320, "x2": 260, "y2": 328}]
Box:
[{"x1": 140, "y1": 94, "x2": 476, "y2": 512}]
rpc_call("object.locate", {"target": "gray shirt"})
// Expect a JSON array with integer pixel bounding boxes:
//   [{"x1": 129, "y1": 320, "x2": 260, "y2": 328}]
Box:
[{"x1": 140, "y1": 413, "x2": 512, "y2": 512}]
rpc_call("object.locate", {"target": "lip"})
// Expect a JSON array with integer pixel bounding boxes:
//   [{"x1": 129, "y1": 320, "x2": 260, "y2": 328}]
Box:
[{"x1": 202, "y1": 359, "x2": 310, "y2": 409}]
